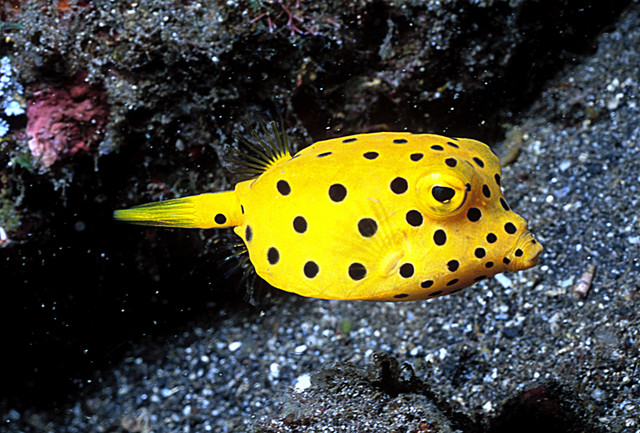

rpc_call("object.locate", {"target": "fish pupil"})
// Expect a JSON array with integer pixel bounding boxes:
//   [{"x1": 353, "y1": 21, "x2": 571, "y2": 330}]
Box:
[{"x1": 432, "y1": 186, "x2": 455, "y2": 203}]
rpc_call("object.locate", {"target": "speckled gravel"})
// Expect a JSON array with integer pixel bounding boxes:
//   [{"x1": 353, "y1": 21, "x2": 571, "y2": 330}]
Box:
[{"x1": 4, "y1": 4, "x2": 640, "y2": 433}]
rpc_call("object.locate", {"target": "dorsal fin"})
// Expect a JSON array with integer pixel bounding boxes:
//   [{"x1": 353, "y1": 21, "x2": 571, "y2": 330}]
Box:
[{"x1": 229, "y1": 121, "x2": 293, "y2": 178}]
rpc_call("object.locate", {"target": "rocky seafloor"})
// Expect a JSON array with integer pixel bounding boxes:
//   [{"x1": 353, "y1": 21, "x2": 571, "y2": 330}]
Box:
[{"x1": 2, "y1": 1, "x2": 640, "y2": 432}]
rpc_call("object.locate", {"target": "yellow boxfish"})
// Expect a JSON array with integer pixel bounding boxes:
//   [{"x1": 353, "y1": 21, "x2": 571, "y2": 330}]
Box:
[{"x1": 114, "y1": 126, "x2": 542, "y2": 301}]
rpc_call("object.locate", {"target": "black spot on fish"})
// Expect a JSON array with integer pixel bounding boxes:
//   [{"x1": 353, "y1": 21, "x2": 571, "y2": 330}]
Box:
[
  {"x1": 304, "y1": 261, "x2": 319, "y2": 278},
  {"x1": 473, "y1": 157, "x2": 485, "y2": 168},
  {"x1": 329, "y1": 184, "x2": 347, "y2": 202},
  {"x1": 390, "y1": 177, "x2": 408, "y2": 194},
  {"x1": 447, "y1": 260, "x2": 459, "y2": 272},
  {"x1": 348, "y1": 263, "x2": 367, "y2": 280},
  {"x1": 277, "y1": 180, "x2": 291, "y2": 196},
  {"x1": 399, "y1": 263, "x2": 414, "y2": 278},
  {"x1": 293, "y1": 216, "x2": 307, "y2": 233},
  {"x1": 421, "y1": 280, "x2": 434, "y2": 289},
  {"x1": 467, "y1": 208, "x2": 482, "y2": 222},
  {"x1": 215, "y1": 213, "x2": 226, "y2": 224},
  {"x1": 358, "y1": 218, "x2": 378, "y2": 237},
  {"x1": 267, "y1": 247, "x2": 279, "y2": 265},
  {"x1": 406, "y1": 210, "x2": 423, "y2": 227},
  {"x1": 500, "y1": 197, "x2": 510, "y2": 211}
]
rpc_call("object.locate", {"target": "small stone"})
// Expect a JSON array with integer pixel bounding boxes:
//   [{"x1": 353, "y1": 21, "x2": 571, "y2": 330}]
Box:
[
  {"x1": 559, "y1": 160, "x2": 571, "y2": 171},
  {"x1": 494, "y1": 273, "x2": 512, "y2": 288},
  {"x1": 294, "y1": 374, "x2": 311, "y2": 392},
  {"x1": 269, "y1": 362, "x2": 280, "y2": 379},
  {"x1": 228, "y1": 341, "x2": 242, "y2": 352},
  {"x1": 591, "y1": 388, "x2": 605, "y2": 402}
]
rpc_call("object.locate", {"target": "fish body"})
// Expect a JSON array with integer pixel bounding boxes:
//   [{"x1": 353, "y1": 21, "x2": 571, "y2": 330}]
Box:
[{"x1": 115, "y1": 131, "x2": 542, "y2": 301}]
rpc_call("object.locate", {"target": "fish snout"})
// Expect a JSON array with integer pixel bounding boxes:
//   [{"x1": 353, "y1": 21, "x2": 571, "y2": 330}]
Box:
[{"x1": 505, "y1": 231, "x2": 543, "y2": 272}]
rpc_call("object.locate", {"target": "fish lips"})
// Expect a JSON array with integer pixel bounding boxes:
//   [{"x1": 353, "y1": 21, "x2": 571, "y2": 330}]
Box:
[{"x1": 505, "y1": 230, "x2": 543, "y2": 272}]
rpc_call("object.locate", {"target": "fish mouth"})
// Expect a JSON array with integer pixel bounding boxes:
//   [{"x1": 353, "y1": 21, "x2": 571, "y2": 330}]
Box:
[{"x1": 505, "y1": 231, "x2": 543, "y2": 272}]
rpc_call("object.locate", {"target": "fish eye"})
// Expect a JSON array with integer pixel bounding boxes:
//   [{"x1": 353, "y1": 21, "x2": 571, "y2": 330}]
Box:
[
  {"x1": 432, "y1": 186, "x2": 455, "y2": 203},
  {"x1": 417, "y1": 173, "x2": 467, "y2": 219}
]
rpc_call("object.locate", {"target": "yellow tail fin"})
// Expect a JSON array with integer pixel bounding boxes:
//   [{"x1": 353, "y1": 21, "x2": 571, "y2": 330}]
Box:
[{"x1": 114, "y1": 191, "x2": 242, "y2": 229}]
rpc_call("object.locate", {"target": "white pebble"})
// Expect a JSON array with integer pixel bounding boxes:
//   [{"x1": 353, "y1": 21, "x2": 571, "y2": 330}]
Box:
[
  {"x1": 559, "y1": 160, "x2": 571, "y2": 171},
  {"x1": 559, "y1": 275, "x2": 574, "y2": 288},
  {"x1": 228, "y1": 341, "x2": 242, "y2": 352},
  {"x1": 269, "y1": 362, "x2": 280, "y2": 379},
  {"x1": 438, "y1": 347, "x2": 448, "y2": 360},
  {"x1": 494, "y1": 273, "x2": 512, "y2": 288},
  {"x1": 294, "y1": 374, "x2": 311, "y2": 392}
]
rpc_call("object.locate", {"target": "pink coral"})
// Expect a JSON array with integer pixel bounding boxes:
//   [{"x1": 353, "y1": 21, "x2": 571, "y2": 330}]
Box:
[{"x1": 26, "y1": 74, "x2": 109, "y2": 168}]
